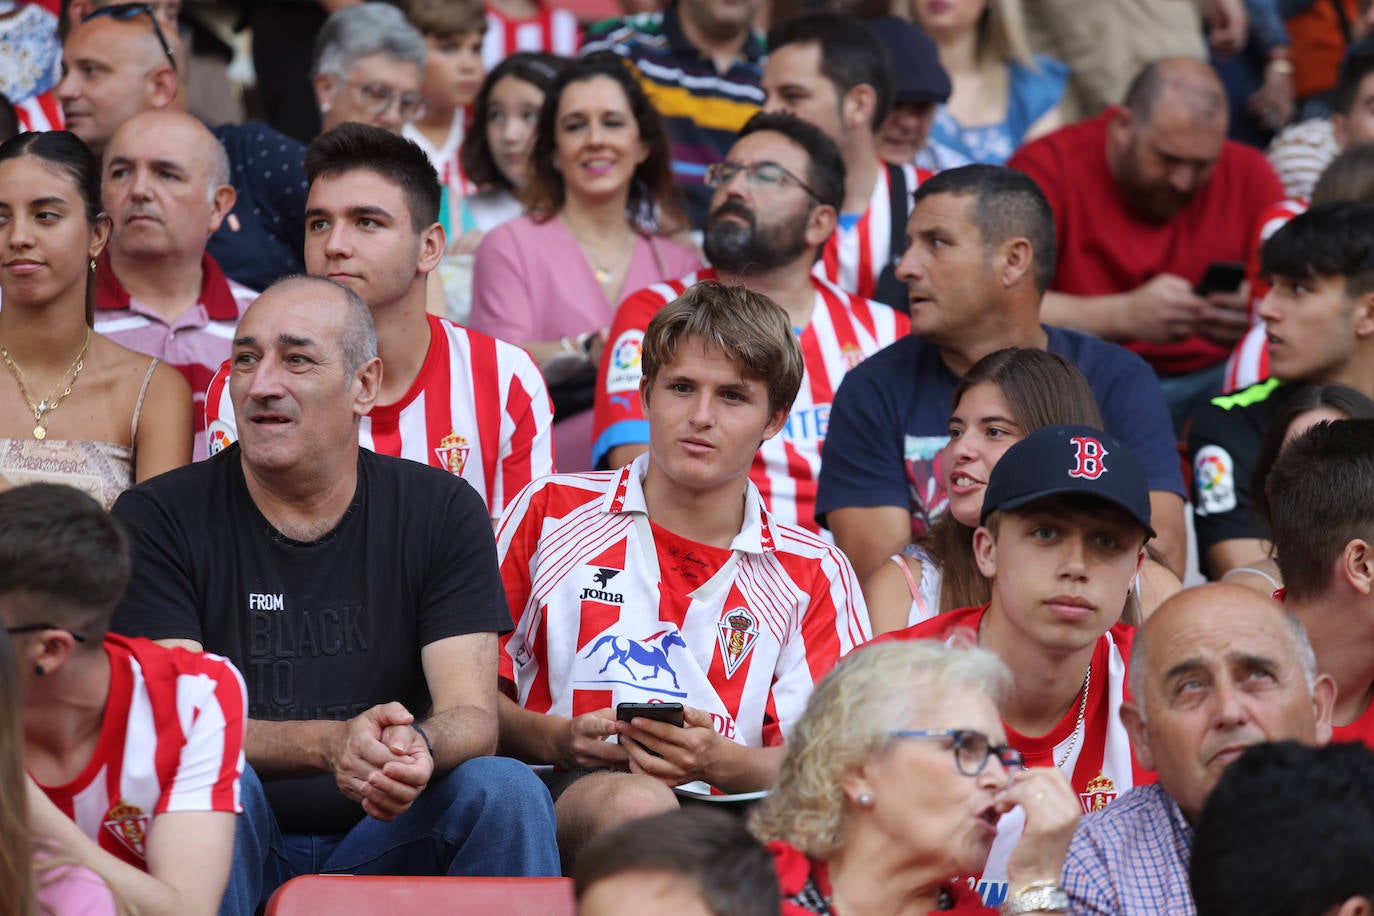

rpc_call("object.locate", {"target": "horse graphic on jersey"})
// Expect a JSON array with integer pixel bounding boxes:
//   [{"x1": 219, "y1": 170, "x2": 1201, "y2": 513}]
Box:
[{"x1": 583, "y1": 630, "x2": 686, "y2": 690}]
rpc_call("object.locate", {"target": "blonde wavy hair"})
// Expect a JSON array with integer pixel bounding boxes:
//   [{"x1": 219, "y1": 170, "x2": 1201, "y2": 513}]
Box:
[{"x1": 750, "y1": 639, "x2": 1011, "y2": 860}]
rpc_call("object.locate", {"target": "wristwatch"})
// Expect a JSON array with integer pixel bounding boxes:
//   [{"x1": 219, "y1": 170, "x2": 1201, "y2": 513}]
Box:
[{"x1": 1000, "y1": 881, "x2": 1069, "y2": 915}]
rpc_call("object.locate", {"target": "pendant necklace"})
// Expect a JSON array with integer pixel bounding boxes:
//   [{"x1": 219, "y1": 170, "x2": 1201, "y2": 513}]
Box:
[{"x1": 0, "y1": 328, "x2": 91, "y2": 440}]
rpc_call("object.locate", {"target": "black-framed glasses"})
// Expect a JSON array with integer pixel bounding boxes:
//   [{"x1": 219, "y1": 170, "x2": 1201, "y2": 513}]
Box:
[
  {"x1": 704, "y1": 160, "x2": 826, "y2": 202},
  {"x1": 6, "y1": 623, "x2": 87, "y2": 643},
  {"x1": 890, "y1": 728, "x2": 1023, "y2": 776},
  {"x1": 83, "y1": 3, "x2": 178, "y2": 75},
  {"x1": 341, "y1": 80, "x2": 428, "y2": 121}
]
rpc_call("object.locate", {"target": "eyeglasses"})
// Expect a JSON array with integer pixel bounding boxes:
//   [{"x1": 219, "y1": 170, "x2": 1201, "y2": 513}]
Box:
[
  {"x1": 6, "y1": 623, "x2": 87, "y2": 643},
  {"x1": 704, "y1": 160, "x2": 825, "y2": 202},
  {"x1": 889, "y1": 728, "x2": 1024, "y2": 776},
  {"x1": 82, "y1": 3, "x2": 177, "y2": 75},
  {"x1": 341, "y1": 80, "x2": 428, "y2": 122}
]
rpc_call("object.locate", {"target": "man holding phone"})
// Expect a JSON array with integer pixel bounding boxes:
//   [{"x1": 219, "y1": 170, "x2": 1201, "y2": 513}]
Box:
[
  {"x1": 494, "y1": 283, "x2": 869, "y2": 872},
  {"x1": 1009, "y1": 57, "x2": 1285, "y2": 429}
]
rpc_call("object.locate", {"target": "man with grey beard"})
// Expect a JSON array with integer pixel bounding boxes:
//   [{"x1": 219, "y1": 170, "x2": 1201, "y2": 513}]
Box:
[{"x1": 590, "y1": 111, "x2": 909, "y2": 538}]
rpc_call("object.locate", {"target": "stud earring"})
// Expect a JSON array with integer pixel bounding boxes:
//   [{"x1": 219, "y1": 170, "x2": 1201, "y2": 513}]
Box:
[
  {"x1": 857, "y1": 792, "x2": 873, "y2": 807},
  {"x1": 320, "y1": 102, "x2": 331, "y2": 114},
  {"x1": 34, "y1": 664, "x2": 45, "y2": 676}
]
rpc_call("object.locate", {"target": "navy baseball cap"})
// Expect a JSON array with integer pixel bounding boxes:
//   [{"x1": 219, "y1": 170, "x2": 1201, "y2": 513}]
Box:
[
  {"x1": 864, "y1": 16, "x2": 951, "y2": 105},
  {"x1": 980, "y1": 424, "x2": 1155, "y2": 538}
]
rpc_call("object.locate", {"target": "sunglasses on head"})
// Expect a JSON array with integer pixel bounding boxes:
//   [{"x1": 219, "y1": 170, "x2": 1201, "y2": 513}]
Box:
[{"x1": 82, "y1": 3, "x2": 177, "y2": 75}]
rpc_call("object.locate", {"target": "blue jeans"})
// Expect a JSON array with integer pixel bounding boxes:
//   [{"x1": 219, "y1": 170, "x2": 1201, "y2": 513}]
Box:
[{"x1": 219, "y1": 758, "x2": 560, "y2": 915}]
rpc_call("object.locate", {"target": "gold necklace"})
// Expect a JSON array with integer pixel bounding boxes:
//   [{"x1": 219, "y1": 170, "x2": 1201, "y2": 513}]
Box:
[
  {"x1": 560, "y1": 214, "x2": 635, "y2": 286},
  {"x1": 0, "y1": 328, "x2": 91, "y2": 440},
  {"x1": 1055, "y1": 663, "x2": 1092, "y2": 770}
]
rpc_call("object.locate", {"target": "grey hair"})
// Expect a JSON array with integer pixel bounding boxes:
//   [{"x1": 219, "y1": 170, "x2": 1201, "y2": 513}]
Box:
[
  {"x1": 264, "y1": 275, "x2": 377, "y2": 381},
  {"x1": 749, "y1": 639, "x2": 1011, "y2": 860},
  {"x1": 206, "y1": 137, "x2": 231, "y2": 204},
  {"x1": 1128, "y1": 598, "x2": 1319, "y2": 721},
  {"x1": 312, "y1": 2, "x2": 426, "y2": 80}
]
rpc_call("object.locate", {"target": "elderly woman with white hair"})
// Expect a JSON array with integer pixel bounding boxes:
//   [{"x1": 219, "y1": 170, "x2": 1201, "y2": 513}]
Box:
[
  {"x1": 751, "y1": 641, "x2": 1080, "y2": 916},
  {"x1": 312, "y1": 2, "x2": 429, "y2": 136}
]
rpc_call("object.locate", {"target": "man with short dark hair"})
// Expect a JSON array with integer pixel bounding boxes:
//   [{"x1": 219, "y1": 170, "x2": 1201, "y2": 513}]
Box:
[
  {"x1": 1191, "y1": 742, "x2": 1374, "y2": 916},
  {"x1": 205, "y1": 123, "x2": 553, "y2": 523},
  {"x1": 762, "y1": 10, "x2": 928, "y2": 310},
  {"x1": 816, "y1": 164, "x2": 1185, "y2": 583},
  {"x1": 592, "y1": 110, "x2": 906, "y2": 536},
  {"x1": 1268, "y1": 419, "x2": 1374, "y2": 747},
  {"x1": 3, "y1": 484, "x2": 246, "y2": 916},
  {"x1": 1009, "y1": 57, "x2": 1286, "y2": 424},
  {"x1": 1062, "y1": 583, "x2": 1336, "y2": 915},
  {"x1": 575, "y1": 809, "x2": 780, "y2": 916},
  {"x1": 111, "y1": 275, "x2": 559, "y2": 912},
  {"x1": 582, "y1": 0, "x2": 766, "y2": 229},
  {"x1": 1267, "y1": 40, "x2": 1374, "y2": 201},
  {"x1": 1187, "y1": 202, "x2": 1374, "y2": 580}
]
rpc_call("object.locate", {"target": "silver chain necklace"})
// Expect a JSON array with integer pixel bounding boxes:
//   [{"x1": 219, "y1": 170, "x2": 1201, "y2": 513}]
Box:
[{"x1": 1055, "y1": 663, "x2": 1092, "y2": 770}]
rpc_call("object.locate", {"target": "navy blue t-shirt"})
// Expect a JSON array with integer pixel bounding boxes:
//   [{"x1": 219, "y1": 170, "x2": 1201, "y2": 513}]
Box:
[
  {"x1": 208, "y1": 120, "x2": 308, "y2": 292},
  {"x1": 815, "y1": 326, "x2": 1185, "y2": 533}
]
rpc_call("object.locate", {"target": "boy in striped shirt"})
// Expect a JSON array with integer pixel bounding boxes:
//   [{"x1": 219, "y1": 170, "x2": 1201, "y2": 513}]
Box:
[
  {"x1": 1, "y1": 485, "x2": 246, "y2": 916},
  {"x1": 499, "y1": 283, "x2": 869, "y2": 871}
]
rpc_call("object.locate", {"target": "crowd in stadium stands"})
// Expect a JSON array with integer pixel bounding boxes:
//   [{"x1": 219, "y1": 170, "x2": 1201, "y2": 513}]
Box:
[{"x1": 6, "y1": 0, "x2": 1374, "y2": 913}]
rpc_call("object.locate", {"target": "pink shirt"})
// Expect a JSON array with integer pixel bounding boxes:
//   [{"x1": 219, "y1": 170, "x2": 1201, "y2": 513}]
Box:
[
  {"x1": 34, "y1": 859, "x2": 118, "y2": 916},
  {"x1": 469, "y1": 215, "x2": 700, "y2": 470}
]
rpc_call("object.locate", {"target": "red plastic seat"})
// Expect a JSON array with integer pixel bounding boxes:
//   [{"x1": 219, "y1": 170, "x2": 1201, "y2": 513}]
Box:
[{"x1": 264, "y1": 875, "x2": 575, "y2": 916}]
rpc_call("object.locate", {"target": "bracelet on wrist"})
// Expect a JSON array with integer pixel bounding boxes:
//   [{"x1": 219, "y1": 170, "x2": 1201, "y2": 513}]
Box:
[{"x1": 1000, "y1": 881, "x2": 1068, "y2": 915}]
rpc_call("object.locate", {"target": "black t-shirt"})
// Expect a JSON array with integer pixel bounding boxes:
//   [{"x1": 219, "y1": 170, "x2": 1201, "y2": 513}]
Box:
[
  {"x1": 1187, "y1": 378, "x2": 1294, "y2": 553},
  {"x1": 111, "y1": 446, "x2": 511, "y2": 833}
]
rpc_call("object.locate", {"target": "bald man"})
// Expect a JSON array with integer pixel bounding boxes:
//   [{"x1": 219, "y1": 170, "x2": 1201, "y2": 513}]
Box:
[
  {"x1": 57, "y1": 10, "x2": 179, "y2": 159},
  {"x1": 1009, "y1": 58, "x2": 1286, "y2": 430},
  {"x1": 56, "y1": 8, "x2": 310, "y2": 292},
  {"x1": 1062, "y1": 583, "x2": 1335, "y2": 915},
  {"x1": 94, "y1": 110, "x2": 257, "y2": 461}
]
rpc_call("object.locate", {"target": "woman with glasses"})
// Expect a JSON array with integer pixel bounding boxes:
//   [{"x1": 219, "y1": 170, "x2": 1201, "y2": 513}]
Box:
[
  {"x1": 0, "y1": 130, "x2": 192, "y2": 509},
  {"x1": 312, "y1": 3, "x2": 429, "y2": 137},
  {"x1": 751, "y1": 640, "x2": 1079, "y2": 916},
  {"x1": 468, "y1": 53, "x2": 700, "y2": 471}
]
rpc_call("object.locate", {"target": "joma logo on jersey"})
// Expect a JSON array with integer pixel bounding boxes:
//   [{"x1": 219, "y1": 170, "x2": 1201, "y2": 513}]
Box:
[
  {"x1": 249, "y1": 593, "x2": 284, "y2": 611},
  {"x1": 580, "y1": 567, "x2": 624, "y2": 603}
]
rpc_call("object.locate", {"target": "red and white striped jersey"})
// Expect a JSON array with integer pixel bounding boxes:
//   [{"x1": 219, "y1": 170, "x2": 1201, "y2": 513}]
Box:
[
  {"x1": 592, "y1": 270, "x2": 909, "y2": 535},
  {"x1": 482, "y1": 4, "x2": 582, "y2": 70},
  {"x1": 16, "y1": 91, "x2": 63, "y2": 132},
  {"x1": 814, "y1": 162, "x2": 927, "y2": 301},
  {"x1": 1222, "y1": 198, "x2": 1307, "y2": 395},
  {"x1": 496, "y1": 456, "x2": 870, "y2": 752},
  {"x1": 875, "y1": 604, "x2": 1149, "y2": 906},
  {"x1": 205, "y1": 314, "x2": 555, "y2": 519},
  {"x1": 36, "y1": 634, "x2": 246, "y2": 873}
]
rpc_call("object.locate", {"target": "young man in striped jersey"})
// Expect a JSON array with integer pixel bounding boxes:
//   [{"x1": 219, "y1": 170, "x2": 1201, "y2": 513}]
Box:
[
  {"x1": 592, "y1": 111, "x2": 907, "y2": 537},
  {"x1": 205, "y1": 122, "x2": 554, "y2": 524},
  {"x1": 875, "y1": 424, "x2": 1156, "y2": 907},
  {"x1": 2, "y1": 484, "x2": 247, "y2": 916},
  {"x1": 499, "y1": 284, "x2": 869, "y2": 872}
]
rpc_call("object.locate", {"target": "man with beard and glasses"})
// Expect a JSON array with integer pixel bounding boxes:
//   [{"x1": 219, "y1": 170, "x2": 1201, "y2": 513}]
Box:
[
  {"x1": 591, "y1": 111, "x2": 908, "y2": 538},
  {"x1": 1009, "y1": 58, "x2": 1285, "y2": 429}
]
